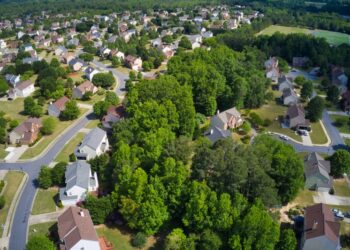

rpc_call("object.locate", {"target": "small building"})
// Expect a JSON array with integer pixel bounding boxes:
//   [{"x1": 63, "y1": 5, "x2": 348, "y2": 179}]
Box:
[
  {"x1": 8, "y1": 80, "x2": 35, "y2": 100},
  {"x1": 102, "y1": 105, "x2": 125, "y2": 129},
  {"x1": 278, "y1": 75, "x2": 293, "y2": 92},
  {"x1": 48, "y1": 96, "x2": 70, "y2": 117},
  {"x1": 84, "y1": 67, "x2": 100, "y2": 82},
  {"x1": 55, "y1": 46, "x2": 67, "y2": 56},
  {"x1": 185, "y1": 35, "x2": 202, "y2": 49},
  {"x1": 205, "y1": 107, "x2": 244, "y2": 143},
  {"x1": 73, "y1": 81, "x2": 98, "y2": 99},
  {"x1": 124, "y1": 55, "x2": 142, "y2": 71},
  {"x1": 284, "y1": 104, "x2": 310, "y2": 131},
  {"x1": 69, "y1": 58, "x2": 85, "y2": 72},
  {"x1": 281, "y1": 87, "x2": 299, "y2": 106},
  {"x1": 59, "y1": 161, "x2": 99, "y2": 206},
  {"x1": 74, "y1": 127, "x2": 109, "y2": 160},
  {"x1": 304, "y1": 152, "x2": 333, "y2": 192},
  {"x1": 58, "y1": 206, "x2": 101, "y2": 250},
  {"x1": 8, "y1": 117, "x2": 41, "y2": 145},
  {"x1": 302, "y1": 203, "x2": 340, "y2": 250}
]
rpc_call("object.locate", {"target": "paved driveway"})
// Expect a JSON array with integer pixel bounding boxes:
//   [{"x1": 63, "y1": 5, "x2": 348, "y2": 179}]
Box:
[{"x1": 313, "y1": 192, "x2": 350, "y2": 206}]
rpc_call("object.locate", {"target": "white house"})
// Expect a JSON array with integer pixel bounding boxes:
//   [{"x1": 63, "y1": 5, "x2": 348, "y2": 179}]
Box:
[
  {"x1": 58, "y1": 207, "x2": 101, "y2": 250},
  {"x1": 5, "y1": 74, "x2": 20, "y2": 87},
  {"x1": 8, "y1": 80, "x2": 35, "y2": 100},
  {"x1": 59, "y1": 161, "x2": 99, "y2": 206},
  {"x1": 186, "y1": 35, "x2": 202, "y2": 49},
  {"x1": 84, "y1": 66, "x2": 100, "y2": 81},
  {"x1": 74, "y1": 127, "x2": 109, "y2": 160},
  {"x1": 0, "y1": 39, "x2": 6, "y2": 49}
]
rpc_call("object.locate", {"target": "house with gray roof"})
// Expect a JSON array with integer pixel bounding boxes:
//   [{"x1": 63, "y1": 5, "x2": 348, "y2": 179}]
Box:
[
  {"x1": 278, "y1": 75, "x2": 293, "y2": 92},
  {"x1": 205, "y1": 107, "x2": 244, "y2": 143},
  {"x1": 282, "y1": 87, "x2": 299, "y2": 106},
  {"x1": 59, "y1": 161, "x2": 99, "y2": 206},
  {"x1": 74, "y1": 127, "x2": 109, "y2": 160},
  {"x1": 304, "y1": 152, "x2": 333, "y2": 192},
  {"x1": 284, "y1": 104, "x2": 310, "y2": 131}
]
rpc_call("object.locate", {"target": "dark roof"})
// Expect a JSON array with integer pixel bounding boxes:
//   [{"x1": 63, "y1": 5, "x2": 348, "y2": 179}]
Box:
[
  {"x1": 58, "y1": 207, "x2": 99, "y2": 249},
  {"x1": 304, "y1": 152, "x2": 332, "y2": 188},
  {"x1": 304, "y1": 203, "x2": 340, "y2": 243},
  {"x1": 286, "y1": 104, "x2": 305, "y2": 119}
]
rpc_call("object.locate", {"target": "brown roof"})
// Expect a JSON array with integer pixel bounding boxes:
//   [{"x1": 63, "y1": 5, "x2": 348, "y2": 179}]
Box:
[
  {"x1": 52, "y1": 96, "x2": 69, "y2": 111},
  {"x1": 58, "y1": 207, "x2": 99, "y2": 249},
  {"x1": 16, "y1": 80, "x2": 34, "y2": 91},
  {"x1": 125, "y1": 55, "x2": 136, "y2": 63},
  {"x1": 13, "y1": 117, "x2": 41, "y2": 144},
  {"x1": 76, "y1": 81, "x2": 97, "y2": 93},
  {"x1": 304, "y1": 203, "x2": 340, "y2": 243}
]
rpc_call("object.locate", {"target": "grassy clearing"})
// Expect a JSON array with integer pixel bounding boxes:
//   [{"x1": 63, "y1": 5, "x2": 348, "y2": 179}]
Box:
[
  {"x1": 31, "y1": 188, "x2": 58, "y2": 215},
  {"x1": 0, "y1": 98, "x2": 27, "y2": 123},
  {"x1": 20, "y1": 108, "x2": 88, "y2": 159},
  {"x1": 28, "y1": 221, "x2": 56, "y2": 240},
  {"x1": 291, "y1": 189, "x2": 315, "y2": 207},
  {"x1": 85, "y1": 119, "x2": 100, "y2": 129},
  {"x1": 314, "y1": 30, "x2": 350, "y2": 46},
  {"x1": 68, "y1": 71, "x2": 84, "y2": 83},
  {"x1": 77, "y1": 93, "x2": 105, "y2": 105},
  {"x1": 0, "y1": 171, "x2": 25, "y2": 236},
  {"x1": 330, "y1": 115, "x2": 350, "y2": 134},
  {"x1": 257, "y1": 25, "x2": 311, "y2": 36},
  {"x1": 345, "y1": 138, "x2": 350, "y2": 147},
  {"x1": 54, "y1": 132, "x2": 85, "y2": 162},
  {"x1": 310, "y1": 121, "x2": 328, "y2": 144},
  {"x1": 96, "y1": 225, "x2": 134, "y2": 250},
  {"x1": 333, "y1": 179, "x2": 350, "y2": 197}
]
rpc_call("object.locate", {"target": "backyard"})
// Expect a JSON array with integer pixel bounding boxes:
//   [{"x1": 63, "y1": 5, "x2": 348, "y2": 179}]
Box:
[
  {"x1": 54, "y1": 132, "x2": 85, "y2": 162},
  {"x1": 0, "y1": 171, "x2": 25, "y2": 236},
  {"x1": 31, "y1": 188, "x2": 58, "y2": 215},
  {"x1": 28, "y1": 221, "x2": 57, "y2": 241}
]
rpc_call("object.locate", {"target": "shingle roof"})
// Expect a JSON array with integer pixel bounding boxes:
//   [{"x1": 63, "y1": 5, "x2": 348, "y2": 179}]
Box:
[
  {"x1": 65, "y1": 161, "x2": 91, "y2": 191},
  {"x1": 77, "y1": 127, "x2": 107, "y2": 151},
  {"x1": 304, "y1": 203, "x2": 340, "y2": 243},
  {"x1": 16, "y1": 80, "x2": 33, "y2": 91},
  {"x1": 304, "y1": 152, "x2": 332, "y2": 188},
  {"x1": 58, "y1": 207, "x2": 99, "y2": 249},
  {"x1": 52, "y1": 96, "x2": 69, "y2": 111}
]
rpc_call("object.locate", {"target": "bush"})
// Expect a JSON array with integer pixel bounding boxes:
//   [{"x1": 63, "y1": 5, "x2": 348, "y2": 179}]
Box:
[
  {"x1": 263, "y1": 119, "x2": 272, "y2": 127},
  {"x1": 240, "y1": 121, "x2": 251, "y2": 134},
  {"x1": 38, "y1": 166, "x2": 52, "y2": 189},
  {"x1": 0, "y1": 180, "x2": 4, "y2": 193},
  {"x1": 241, "y1": 135, "x2": 251, "y2": 144},
  {"x1": 69, "y1": 153, "x2": 77, "y2": 162},
  {"x1": 0, "y1": 195, "x2": 5, "y2": 209},
  {"x1": 249, "y1": 112, "x2": 264, "y2": 127},
  {"x1": 41, "y1": 117, "x2": 57, "y2": 135},
  {"x1": 132, "y1": 232, "x2": 147, "y2": 248}
]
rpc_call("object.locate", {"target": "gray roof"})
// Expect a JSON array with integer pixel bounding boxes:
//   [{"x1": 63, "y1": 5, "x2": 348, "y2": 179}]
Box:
[
  {"x1": 211, "y1": 107, "x2": 241, "y2": 130},
  {"x1": 304, "y1": 152, "x2": 332, "y2": 189},
  {"x1": 65, "y1": 161, "x2": 91, "y2": 191},
  {"x1": 205, "y1": 126, "x2": 231, "y2": 144},
  {"x1": 77, "y1": 127, "x2": 106, "y2": 151}
]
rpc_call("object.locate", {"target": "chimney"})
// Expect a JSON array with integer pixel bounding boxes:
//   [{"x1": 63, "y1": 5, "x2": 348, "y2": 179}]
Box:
[
  {"x1": 79, "y1": 209, "x2": 85, "y2": 217},
  {"x1": 217, "y1": 110, "x2": 220, "y2": 115},
  {"x1": 210, "y1": 129, "x2": 213, "y2": 135},
  {"x1": 312, "y1": 220, "x2": 318, "y2": 230}
]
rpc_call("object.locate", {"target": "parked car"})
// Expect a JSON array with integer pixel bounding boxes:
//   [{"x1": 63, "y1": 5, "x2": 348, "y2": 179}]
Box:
[
  {"x1": 279, "y1": 135, "x2": 289, "y2": 141},
  {"x1": 344, "y1": 212, "x2": 350, "y2": 218}
]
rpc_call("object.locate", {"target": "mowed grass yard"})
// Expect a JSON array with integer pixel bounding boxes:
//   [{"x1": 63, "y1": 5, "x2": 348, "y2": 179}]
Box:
[
  {"x1": 330, "y1": 115, "x2": 350, "y2": 134},
  {"x1": 310, "y1": 121, "x2": 328, "y2": 145},
  {"x1": 0, "y1": 171, "x2": 25, "y2": 236},
  {"x1": 0, "y1": 144, "x2": 8, "y2": 159},
  {"x1": 32, "y1": 188, "x2": 58, "y2": 215},
  {"x1": 28, "y1": 221, "x2": 56, "y2": 240},
  {"x1": 258, "y1": 25, "x2": 350, "y2": 46},
  {"x1": 0, "y1": 98, "x2": 27, "y2": 123},
  {"x1": 55, "y1": 132, "x2": 85, "y2": 162},
  {"x1": 333, "y1": 178, "x2": 350, "y2": 197}
]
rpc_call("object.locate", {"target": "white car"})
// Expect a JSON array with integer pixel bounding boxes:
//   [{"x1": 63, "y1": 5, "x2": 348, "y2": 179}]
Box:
[{"x1": 279, "y1": 135, "x2": 289, "y2": 141}]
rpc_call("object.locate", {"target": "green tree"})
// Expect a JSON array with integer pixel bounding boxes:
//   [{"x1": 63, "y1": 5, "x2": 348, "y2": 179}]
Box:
[
  {"x1": 301, "y1": 80, "x2": 313, "y2": 100},
  {"x1": 24, "y1": 97, "x2": 36, "y2": 115},
  {"x1": 276, "y1": 229, "x2": 297, "y2": 250},
  {"x1": 132, "y1": 232, "x2": 147, "y2": 248},
  {"x1": 306, "y1": 96, "x2": 325, "y2": 122},
  {"x1": 179, "y1": 36, "x2": 192, "y2": 49},
  {"x1": 0, "y1": 195, "x2": 5, "y2": 209},
  {"x1": 60, "y1": 100, "x2": 80, "y2": 120},
  {"x1": 26, "y1": 235, "x2": 55, "y2": 250},
  {"x1": 9, "y1": 120, "x2": 19, "y2": 130},
  {"x1": 92, "y1": 73, "x2": 115, "y2": 88},
  {"x1": 164, "y1": 228, "x2": 195, "y2": 250},
  {"x1": 41, "y1": 117, "x2": 57, "y2": 135},
  {"x1": 79, "y1": 53, "x2": 94, "y2": 62},
  {"x1": 84, "y1": 195, "x2": 114, "y2": 224},
  {"x1": 198, "y1": 230, "x2": 222, "y2": 250},
  {"x1": 0, "y1": 78, "x2": 9, "y2": 96},
  {"x1": 51, "y1": 162, "x2": 67, "y2": 186},
  {"x1": 326, "y1": 85, "x2": 340, "y2": 105},
  {"x1": 330, "y1": 149, "x2": 350, "y2": 177},
  {"x1": 294, "y1": 76, "x2": 306, "y2": 87},
  {"x1": 37, "y1": 166, "x2": 52, "y2": 189}
]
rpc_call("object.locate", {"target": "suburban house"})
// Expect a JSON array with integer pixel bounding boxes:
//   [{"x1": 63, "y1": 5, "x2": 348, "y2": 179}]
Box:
[
  {"x1": 284, "y1": 104, "x2": 311, "y2": 131},
  {"x1": 302, "y1": 203, "x2": 340, "y2": 250},
  {"x1": 102, "y1": 105, "x2": 125, "y2": 129},
  {"x1": 265, "y1": 57, "x2": 280, "y2": 83},
  {"x1": 186, "y1": 34, "x2": 202, "y2": 49},
  {"x1": 48, "y1": 96, "x2": 70, "y2": 117},
  {"x1": 58, "y1": 207, "x2": 101, "y2": 250},
  {"x1": 69, "y1": 58, "x2": 85, "y2": 71},
  {"x1": 55, "y1": 46, "x2": 67, "y2": 56},
  {"x1": 278, "y1": 75, "x2": 293, "y2": 92},
  {"x1": 5, "y1": 74, "x2": 20, "y2": 87},
  {"x1": 62, "y1": 52, "x2": 75, "y2": 64},
  {"x1": 73, "y1": 81, "x2": 98, "y2": 99},
  {"x1": 124, "y1": 55, "x2": 142, "y2": 71},
  {"x1": 8, "y1": 80, "x2": 35, "y2": 100},
  {"x1": 59, "y1": 161, "x2": 99, "y2": 206},
  {"x1": 281, "y1": 87, "x2": 299, "y2": 106},
  {"x1": 74, "y1": 127, "x2": 109, "y2": 160},
  {"x1": 331, "y1": 66, "x2": 348, "y2": 94},
  {"x1": 341, "y1": 90, "x2": 350, "y2": 112},
  {"x1": 84, "y1": 66, "x2": 100, "y2": 81},
  {"x1": 205, "y1": 107, "x2": 244, "y2": 143},
  {"x1": 304, "y1": 152, "x2": 333, "y2": 192},
  {"x1": 8, "y1": 117, "x2": 42, "y2": 145}
]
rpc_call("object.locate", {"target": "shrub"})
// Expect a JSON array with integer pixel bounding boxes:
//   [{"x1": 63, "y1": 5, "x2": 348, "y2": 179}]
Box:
[
  {"x1": 263, "y1": 119, "x2": 272, "y2": 127},
  {"x1": 69, "y1": 153, "x2": 77, "y2": 162},
  {"x1": 132, "y1": 232, "x2": 147, "y2": 248},
  {"x1": 0, "y1": 195, "x2": 5, "y2": 209},
  {"x1": 0, "y1": 180, "x2": 4, "y2": 193}
]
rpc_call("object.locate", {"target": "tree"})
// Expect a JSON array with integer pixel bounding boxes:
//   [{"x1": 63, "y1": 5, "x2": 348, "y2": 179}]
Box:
[
  {"x1": 60, "y1": 100, "x2": 80, "y2": 120},
  {"x1": 105, "y1": 91, "x2": 119, "y2": 105},
  {"x1": 51, "y1": 162, "x2": 67, "y2": 186},
  {"x1": 79, "y1": 53, "x2": 94, "y2": 62},
  {"x1": 0, "y1": 195, "x2": 5, "y2": 209},
  {"x1": 330, "y1": 150, "x2": 350, "y2": 177},
  {"x1": 26, "y1": 235, "x2": 55, "y2": 250},
  {"x1": 326, "y1": 85, "x2": 340, "y2": 105},
  {"x1": 92, "y1": 73, "x2": 115, "y2": 88},
  {"x1": 306, "y1": 96, "x2": 325, "y2": 122},
  {"x1": 164, "y1": 228, "x2": 195, "y2": 250},
  {"x1": 301, "y1": 80, "x2": 313, "y2": 100},
  {"x1": 84, "y1": 195, "x2": 114, "y2": 224},
  {"x1": 276, "y1": 229, "x2": 297, "y2": 250},
  {"x1": 41, "y1": 117, "x2": 57, "y2": 135},
  {"x1": 24, "y1": 97, "x2": 36, "y2": 115},
  {"x1": 37, "y1": 166, "x2": 52, "y2": 189},
  {"x1": 179, "y1": 36, "x2": 192, "y2": 49},
  {"x1": 198, "y1": 230, "x2": 222, "y2": 250},
  {"x1": 132, "y1": 232, "x2": 147, "y2": 248},
  {"x1": 0, "y1": 78, "x2": 9, "y2": 96},
  {"x1": 294, "y1": 76, "x2": 306, "y2": 87},
  {"x1": 9, "y1": 120, "x2": 19, "y2": 130},
  {"x1": 162, "y1": 35, "x2": 174, "y2": 44}
]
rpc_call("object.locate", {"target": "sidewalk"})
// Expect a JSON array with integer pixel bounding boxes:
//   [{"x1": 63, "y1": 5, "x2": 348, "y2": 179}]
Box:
[
  {"x1": 4, "y1": 146, "x2": 28, "y2": 163},
  {"x1": 28, "y1": 208, "x2": 67, "y2": 226},
  {"x1": 327, "y1": 111, "x2": 349, "y2": 116}
]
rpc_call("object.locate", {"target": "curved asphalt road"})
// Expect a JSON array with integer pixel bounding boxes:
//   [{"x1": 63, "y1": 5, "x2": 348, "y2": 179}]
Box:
[{"x1": 0, "y1": 112, "x2": 94, "y2": 250}]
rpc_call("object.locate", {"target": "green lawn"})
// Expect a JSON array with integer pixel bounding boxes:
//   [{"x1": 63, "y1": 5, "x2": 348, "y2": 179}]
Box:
[
  {"x1": 20, "y1": 109, "x2": 88, "y2": 159},
  {"x1": 291, "y1": 189, "x2": 315, "y2": 207},
  {"x1": 85, "y1": 119, "x2": 100, "y2": 129},
  {"x1": 258, "y1": 25, "x2": 350, "y2": 46},
  {"x1": 96, "y1": 225, "x2": 134, "y2": 250},
  {"x1": 0, "y1": 98, "x2": 27, "y2": 123},
  {"x1": 345, "y1": 138, "x2": 350, "y2": 147},
  {"x1": 0, "y1": 171, "x2": 25, "y2": 236},
  {"x1": 31, "y1": 188, "x2": 58, "y2": 215},
  {"x1": 330, "y1": 115, "x2": 350, "y2": 134},
  {"x1": 333, "y1": 179, "x2": 350, "y2": 197},
  {"x1": 310, "y1": 121, "x2": 328, "y2": 145},
  {"x1": 77, "y1": 93, "x2": 105, "y2": 104},
  {"x1": 28, "y1": 221, "x2": 56, "y2": 240},
  {"x1": 0, "y1": 144, "x2": 8, "y2": 159},
  {"x1": 54, "y1": 132, "x2": 85, "y2": 162},
  {"x1": 68, "y1": 71, "x2": 84, "y2": 83}
]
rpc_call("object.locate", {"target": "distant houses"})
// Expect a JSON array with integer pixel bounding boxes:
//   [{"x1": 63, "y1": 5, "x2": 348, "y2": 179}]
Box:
[
  {"x1": 73, "y1": 81, "x2": 98, "y2": 99},
  {"x1": 265, "y1": 57, "x2": 279, "y2": 83},
  {"x1": 124, "y1": 55, "x2": 142, "y2": 71}
]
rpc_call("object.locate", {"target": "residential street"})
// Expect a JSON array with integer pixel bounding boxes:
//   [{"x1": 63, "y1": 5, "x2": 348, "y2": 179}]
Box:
[{"x1": 0, "y1": 112, "x2": 94, "y2": 250}]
